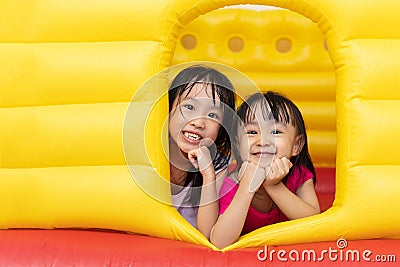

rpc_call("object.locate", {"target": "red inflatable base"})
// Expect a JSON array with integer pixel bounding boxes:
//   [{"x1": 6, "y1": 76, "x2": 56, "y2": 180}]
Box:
[{"x1": 0, "y1": 229, "x2": 398, "y2": 266}]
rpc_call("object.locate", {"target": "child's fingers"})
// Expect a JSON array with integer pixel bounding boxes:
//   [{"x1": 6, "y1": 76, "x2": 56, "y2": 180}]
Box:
[
  {"x1": 198, "y1": 147, "x2": 213, "y2": 170},
  {"x1": 268, "y1": 161, "x2": 279, "y2": 177},
  {"x1": 238, "y1": 161, "x2": 249, "y2": 181},
  {"x1": 238, "y1": 161, "x2": 266, "y2": 192},
  {"x1": 274, "y1": 158, "x2": 286, "y2": 176},
  {"x1": 267, "y1": 157, "x2": 292, "y2": 180},
  {"x1": 280, "y1": 157, "x2": 293, "y2": 171},
  {"x1": 188, "y1": 150, "x2": 199, "y2": 169},
  {"x1": 199, "y1": 138, "x2": 214, "y2": 147},
  {"x1": 276, "y1": 157, "x2": 292, "y2": 174},
  {"x1": 190, "y1": 146, "x2": 213, "y2": 171},
  {"x1": 248, "y1": 167, "x2": 266, "y2": 193}
]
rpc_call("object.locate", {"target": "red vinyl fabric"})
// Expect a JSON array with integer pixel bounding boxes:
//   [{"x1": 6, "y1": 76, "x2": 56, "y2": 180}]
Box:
[
  {"x1": 0, "y1": 229, "x2": 398, "y2": 266},
  {"x1": 315, "y1": 168, "x2": 336, "y2": 212}
]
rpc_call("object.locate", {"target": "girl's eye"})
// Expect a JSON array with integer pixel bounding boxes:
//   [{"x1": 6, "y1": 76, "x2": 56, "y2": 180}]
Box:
[
  {"x1": 271, "y1": 130, "x2": 282, "y2": 135},
  {"x1": 246, "y1": 130, "x2": 258, "y2": 135},
  {"x1": 184, "y1": 104, "x2": 194, "y2": 111},
  {"x1": 208, "y1": 113, "x2": 219, "y2": 119}
]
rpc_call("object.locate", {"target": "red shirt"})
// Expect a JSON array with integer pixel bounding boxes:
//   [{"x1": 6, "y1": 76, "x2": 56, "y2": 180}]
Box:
[{"x1": 219, "y1": 165, "x2": 314, "y2": 235}]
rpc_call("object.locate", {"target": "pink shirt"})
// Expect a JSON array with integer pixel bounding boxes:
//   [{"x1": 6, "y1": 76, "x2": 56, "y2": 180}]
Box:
[{"x1": 219, "y1": 165, "x2": 314, "y2": 235}]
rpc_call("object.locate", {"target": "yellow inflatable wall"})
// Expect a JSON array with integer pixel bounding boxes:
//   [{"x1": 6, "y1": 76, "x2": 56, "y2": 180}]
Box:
[
  {"x1": 0, "y1": 0, "x2": 399, "y2": 251},
  {"x1": 173, "y1": 8, "x2": 336, "y2": 168}
]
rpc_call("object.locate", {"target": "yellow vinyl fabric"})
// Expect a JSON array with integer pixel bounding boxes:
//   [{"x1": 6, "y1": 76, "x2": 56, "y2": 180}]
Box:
[
  {"x1": 0, "y1": 0, "x2": 399, "y2": 251},
  {"x1": 173, "y1": 8, "x2": 336, "y2": 167}
]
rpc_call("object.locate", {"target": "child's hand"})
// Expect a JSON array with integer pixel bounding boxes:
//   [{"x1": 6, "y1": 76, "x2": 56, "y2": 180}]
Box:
[
  {"x1": 238, "y1": 161, "x2": 267, "y2": 193},
  {"x1": 188, "y1": 146, "x2": 213, "y2": 172},
  {"x1": 263, "y1": 157, "x2": 292, "y2": 187}
]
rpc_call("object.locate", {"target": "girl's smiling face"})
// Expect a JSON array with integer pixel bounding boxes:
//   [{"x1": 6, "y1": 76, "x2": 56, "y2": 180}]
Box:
[
  {"x1": 169, "y1": 82, "x2": 224, "y2": 156},
  {"x1": 236, "y1": 103, "x2": 303, "y2": 168}
]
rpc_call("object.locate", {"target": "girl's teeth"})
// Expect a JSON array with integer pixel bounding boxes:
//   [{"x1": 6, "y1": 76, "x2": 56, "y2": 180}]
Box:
[
  {"x1": 256, "y1": 153, "x2": 273, "y2": 157},
  {"x1": 184, "y1": 132, "x2": 200, "y2": 141}
]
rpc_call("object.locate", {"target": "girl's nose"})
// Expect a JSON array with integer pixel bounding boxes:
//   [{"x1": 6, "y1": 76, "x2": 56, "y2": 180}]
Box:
[
  {"x1": 190, "y1": 117, "x2": 205, "y2": 129},
  {"x1": 257, "y1": 133, "x2": 272, "y2": 146}
]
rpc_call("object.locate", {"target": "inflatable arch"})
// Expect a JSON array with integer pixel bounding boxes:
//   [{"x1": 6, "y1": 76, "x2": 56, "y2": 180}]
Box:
[{"x1": 0, "y1": 0, "x2": 400, "y2": 264}]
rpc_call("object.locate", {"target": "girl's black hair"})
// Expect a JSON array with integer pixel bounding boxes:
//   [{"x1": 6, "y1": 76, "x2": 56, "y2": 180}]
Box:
[
  {"x1": 169, "y1": 65, "x2": 235, "y2": 205},
  {"x1": 233, "y1": 91, "x2": 316, "y2": 184}
]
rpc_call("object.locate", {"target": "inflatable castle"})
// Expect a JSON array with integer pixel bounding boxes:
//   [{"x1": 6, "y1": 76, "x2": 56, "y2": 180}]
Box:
[{"x1": 0, "y1": 0, "x2": 399, "y2": 265}]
